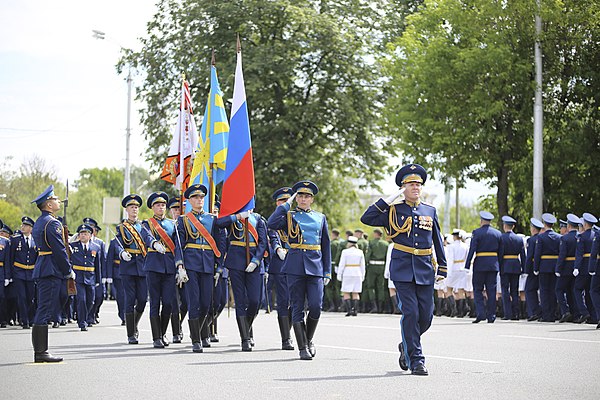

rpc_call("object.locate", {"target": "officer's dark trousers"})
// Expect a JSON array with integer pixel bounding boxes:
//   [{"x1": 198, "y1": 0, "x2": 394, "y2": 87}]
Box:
[
  {"x1": 555, "y1": 275, "x2": 578, "y2": 316},
  {"x1": 525, "y1": 274, "x2": 542, "y2": 317},
  {"x1": 112, "y1": 278, "x2": 125, "y2": 322},
  {"x1": 33, "y1": 277, "x2": 61, "y2": 325},
  {"x1": 500, "y1": 273, "x2": 520, "y2": 319},
  {"x1": 589, "y1": 275, "x2": 600, "y2": 321},
  {"x1": 13, "y1": 278, "x2": 35, "y2": 325},
  {"x1": 230, "y1": 269, "x2": 262, "y2": 317},
  {"x1": 574, "y1": 274, "x2": 596, "y2": 319},
  {"x1": 287, "y1": 274, "x2": 323, "y2": 323},
  {"x1": 76, "y1": 283, "x2": 95, "y2": 327},
  {"x1": 54, "y1": 278, "x2": 68, "y2": 323},
  {"x1": 147, "y1": 271, "x2": 174, "y2": 317},
  {"x1": 539, "y1": 273, "x2": 557, "y2": 321},
  {"x1": 394, "y1": 280, "x2": 433, "y2": 370},
  {"x1": 185, "y1": 270, "x2": 212, "y2": 320},
  {"x1": 122, "y1": 275, "x2": 147, "y2": 314},
  {"x1": 92, "y1": 282, "x2": 104, "y2": 319},
  {"x1": 213, "y1": 277, "x2": 228, "y2": 315},
  {"x1": 473, "y1": 271, "x2": 497, "y2": 320},
  {"x1": 271, "y1": 273, "x2": 291, "y2": 317}
]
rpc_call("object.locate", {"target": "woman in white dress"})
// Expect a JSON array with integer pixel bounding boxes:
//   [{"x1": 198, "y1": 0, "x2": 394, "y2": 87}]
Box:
[{"x1": 337, "y1": 236, "x2": 366, "y2": 316}]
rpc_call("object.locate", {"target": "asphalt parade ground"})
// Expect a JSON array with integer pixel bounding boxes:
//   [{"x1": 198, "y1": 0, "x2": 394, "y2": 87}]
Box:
[{"x1": 1, "y1": 301, "x2": 598, "y2": 400}]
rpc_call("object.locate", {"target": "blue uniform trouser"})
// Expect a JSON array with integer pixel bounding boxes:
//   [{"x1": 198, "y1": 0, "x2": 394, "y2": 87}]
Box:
[
  {"x1": 589, "y1": 275, "x2": 600, "y2": 322},
  {"x1": 76, "y1": 283, "x2": 95, "y2": 328},
  {"x1": 394, "y1": 280, "x2": 433, "y2": 370},
  {"x1": 272, "y1": 273, "x2": 291, "y2": 317},
  {"x1": 230, "y1": 269, "x2": 262, "y2": 318},
  {"x1": 147, "y1": 271, "x2": 175, "y2": 317},
  {"x1": 539, "y1": 273, "x2": 557, "y2": 321},
  {"x1": 574, "y1": 274, "x2": 596, "y2": 320},
  {"x1": 287, "y1": 274, "x2": 323, "y2": 323},
  {"x1": 112, "y1": 278, "x2": 125, "y2": 322},
  {"x1": 91, "y1": 282, "x2": 104, "y2": 320},
  {"x1": 525, "y1": 274, "x2": 542, "y2": 317},
  {"x1": 212, "y1": 277, "x2": 228, "y2": 315},
  {"x1": 185, "y1": 270, "x2": 212, "y2": 320},
  {"x1": 122, "y1": 275, "x2": 147, "y2": 314},
  {"x1": 54, "y1": 279, "x2": 68, "y2": 323},
  {"x1": 500, "y1": 273, "x2": 520, "y2": 319},
  {"x1": 13, "y1": 278, "x2": 35, "y2": 325},
  {"x1": 473, "y1": 271, "x2": 498, "y2": 320},
  {"x1": 33, "y1": 277, "x2": 61, "y2": 325},
  {"x1": 555, "y1": 275, "x2": 578, "y2": 316}
]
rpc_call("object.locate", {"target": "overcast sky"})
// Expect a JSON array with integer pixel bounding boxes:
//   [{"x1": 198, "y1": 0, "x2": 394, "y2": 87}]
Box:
[{"x1": 0, "y1": 0, "x2": 494, "y2": 208}]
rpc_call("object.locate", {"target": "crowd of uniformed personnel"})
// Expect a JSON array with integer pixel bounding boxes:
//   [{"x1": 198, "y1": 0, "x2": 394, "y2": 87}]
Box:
[{"x1": 1, "y1": 171, "x2": 598, "y2": 370}]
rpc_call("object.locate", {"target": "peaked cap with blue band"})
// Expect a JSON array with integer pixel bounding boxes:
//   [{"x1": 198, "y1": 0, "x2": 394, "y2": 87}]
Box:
[
  {"x1": 292, "y1": 181, "x2": 319, "y2": 196},
  {"x1": 395, "y1": 163, "x2": 427, "y2": 186},
  {"x1": 146, "y1": 191, "x2": 169, "y2": 208},
  {"x1": 272, "y1": 187, "x2": 293, "y2": 201},
  {"x1": 122, "y1": 194, "x2": 143, "y2": 208}
]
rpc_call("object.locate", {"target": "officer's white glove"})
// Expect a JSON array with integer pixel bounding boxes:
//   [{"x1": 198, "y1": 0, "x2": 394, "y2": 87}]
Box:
[
  {"x1": 286, "y1": 192, "x2": 297, "y2": 205},
  {"x1": 153, "y1": 241, "x2": 167, "y2": 254},
  {"x1": 533, "y1": 270, "x2": 539, "y2": 276},
  {"x1": 324, "y1": 278, "x2": 331, "y2": 286},
  {"x1": 555, "y1": 272, "x2": 560, "y2": 277},
  {"x1": 106, "y1": 278, "x2": 113, "y2": 284},
  {"x1": 4, "y1": 279, "x2": 9, "y2": 287},
  {"x1": 102, "y1": 278, "x2": 107, "y2": 284},
  {"x1": 214, "y1": 271, "x2": 221, "y2": 287},
  {"x1": 237, "y1": 211, "x2": 250, "y2": 220},
  {"x1": 590, "y1": 272, "x2": 596, "y2": 276},
  {"x1": 176, "y1": 267, "x2": 189, "y2": 287},
  {"x1": 264, "y1": 272, "x2": 269, "y2": 281},
  {"x1": 120, "y1": 251, "x2": 132, "y2": 262},
  {"x1": 383, "y1": 187, "x2": 406, "y2": 205},
  {"x1": 95, "y1": 283, "x2": 100, "y2": 287},
  {"x1": 67, "y1": 270, "x2": 76, "y2": 280},
  {"x1": 245, "y1": 262, "x2": 258, "y2": 273},
  {"x1": 276, "y1": 247, "x2": 287, "y2": 260},
  {"x1": 573, "y1": 269, "x2": 579, "y2": 277}
]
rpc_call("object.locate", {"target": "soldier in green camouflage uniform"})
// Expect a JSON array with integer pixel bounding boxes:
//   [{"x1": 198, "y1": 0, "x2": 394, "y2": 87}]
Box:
[
  {"x1": 325, "y1": 229, "x2": 342, "y2": 311},
  {"x1": 366, "y1": 228, "x2": 389, "y2": 313}
]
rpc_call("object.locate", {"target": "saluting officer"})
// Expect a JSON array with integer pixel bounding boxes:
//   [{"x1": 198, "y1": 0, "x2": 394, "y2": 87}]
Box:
[
  {"x1": 499, "y1": 216, "x2": 526, "y2": 320},
  {"x1": 70, "y1": 224, "x2": 100, "y2": 331},
  {"x1": 116, "y1": 194, "x2": 148, "y2": 344},
  {"x1": 573, "y1": 212, "x2": 598, "y2": 324},
  {"x1": 30, "y1": 185, "x2": 74, "y2": 362},
  {"x1": 141, "y1": 192, "x2": 177, "y2": 348},
  {"x1": 361, "y1": 164, "x2": 446, "y2": 376},
  {"x1": 174, "y1": 184, "x2": 226, "y2": 353},
  {"x1": 8, "y1": 216, "x2": 38, "y2": 329},
  {"x1": 267, "y1": 187, "x2": 295, "y2": 350},
  {"x1": 555, "y1": 214, "x2": 581, "y2": 322},
  {"x1": 533, "y1": 213, "x2": 561, "y2": 322},
  {"x1": 267, "y1": 181, "x2": 331, "y2": 361},
  {"x1": 524, "y1": 218, "x2": 544, "y2": 321},
  {"x1": 105, "y1": 237, "x2": 124, "y2": 325}
]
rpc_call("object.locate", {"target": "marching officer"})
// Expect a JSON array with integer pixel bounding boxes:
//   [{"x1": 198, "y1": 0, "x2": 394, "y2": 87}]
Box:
[
  {"x1": 524, "y1": 218, "x2": 543, "y2": 321},
  {"x1": 70, "y1": 224, "x2": 100, "y2": 331},
  {"x1": 555, "y1": 214, "x2": 580, "y2": 322},
  {"x1": 8, "y1": 216, "x2": 38, "y2": 329},
  {"x1": 465, "y1": 211, "x2": 503, "y2": 323},
  {"x1": 116, "y1": 194, "x2": 148, "y2": 344},
  {"x1": 210, "y1": 198, "x2": 228, "y2": 344},
  {"x1": 168, "y1": 196, "x2": 184, "y2": 343},
  {"x1": 573, "y1": 212, "x2": 598, "y2": 324},
  {"x1": 105, "y1": 237, "x2": 124, "y2": 324},
  {"x1": 141, "y1": 192, "x2": 177, "y2": 348},
  {"x1": 267, "y1": 181, "x2": 332, "y2": 361},
  {"x1": 533, "y1": 213, "x2": 561, "y2": 322},
  {"x1": 361, "y1": 164, "x2": 446, "y2": 376},
  {"x1": 83, "y1": 218, "x2": 106, "y2": 325},
  {"x1": 499, "y1": 216, "x2": 526, "y2": 320},
  {"x1": 30, "y1": 185, "x2": 74, "y2": 362},
  {"x1": 174, "y1": 184, "x2": 226, "y2": 353},
  {"x1": 267, "y1": 187, "x2": 295, "y2": 350},
  {"x1": 588, "y1": 225, "x2": 600, "y2": 329},
  {"x1": 365, "y1": 228, "x2": 389, "y2": 313}
]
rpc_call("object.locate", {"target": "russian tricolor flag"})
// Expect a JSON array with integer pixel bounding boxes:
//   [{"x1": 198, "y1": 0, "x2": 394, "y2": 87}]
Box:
[{"x1": 219, "y1": 40, "x2": 255, "y2": 216}]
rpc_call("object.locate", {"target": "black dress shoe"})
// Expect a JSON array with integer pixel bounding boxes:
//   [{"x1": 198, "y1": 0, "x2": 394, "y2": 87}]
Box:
[
  {"x1": 52, "y1": 322, "x2": 59, "y2": 328},
  {"x1": 501, "y1": 317, "x2": 510, "y2": 321},
  {"x1": 527, "y1": 314, "x2": 540, "y2": 321},
  {"x1": 35, "y1": 352, "x2": 63, "y2": 363},
  {"x1": 398, "y1": 343, "x2": 408, "y2": 371},
  {"x1": 559, "y1": 313, "x2": 573, "y2": 323},
  {"x1": 411, "y1": 363, "x2": 429, "y2": 376},
  {"x1": 59, "y1": 320, "x2": 66, "y2": 326},
  {"x1": 201, "y1": 338, "x2": 211, "y2": 348},
  {"x1": 574, "y1": 315, "x2": 589, "y2": 324},
  {"x1": 128, "y1": 336, "x2": 138, "y2": 344},
  {"x1": 210, "y1": 335, "x2": 219, "y2": 343},
  {"x1": 596, "y1": 322, "x2": 600, "y2": 330},
  {"x1": 472, "y1": 318, "x2": 485, "y2": 324},
  {"x1": 80, "y1": 326, "x2": 88, "y2": 331},
  {"x1": 487, "y1": 318, "x2": 495, "y2": 323},
  {"x1": 510, "y1": 317, "x2": 519, "y2": 321},
  {"x1": 0, "y1": 323, "x2": 7, "y2": 328},
  {"x1": 22, "y1": 323, "x2": 30, "y2": 329}
]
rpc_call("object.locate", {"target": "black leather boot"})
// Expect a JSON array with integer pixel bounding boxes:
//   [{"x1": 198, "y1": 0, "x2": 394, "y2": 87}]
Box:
[
  {"x1": 456, "y1": 299, "x2": 466, "y2": 318},
  {"x1": 292, "y1": 321, "x2": 312, "y2": 360},
  {"x1": 369, "y1": 300, "x2": 378, "y2": 313},
  {"x1": 434, "y1": 297, "x2": 443, "y2": 316},
  {"x1": 188, "y1": 318, "x2": 202, "y2": 353},
  {"x1": 210, "y1": 313, "x2": 220, "y2": 343},
  {"x1": 351, "y1": 299, "x2": 358, "y2": 316},
  {"x1": 305, "y1": 317, "x2": 318, "y2": 357},
  {"x1": 344, "y1": 299, "x2": 352, "y2": 317},
  {"x1": 133, "y1": 309, "x2": 143, "y2": 339},
  {"x1": 150, "y1": 316, "x2": 164, "y2": 348},
  {"x1": 160, "y1": 310, "x2": 170, "y2": 347},
  {"x1": 32, "y1": 324, "x2": 63, "y2": 363},
  {"x1": 171, "y1": 310, "x2": 182, "y2": 343},
  {"x1": 278, "y1": 317, "x2": 294, "y2": 350},
  {"x1": 447, "y1": 295, "x2": 458, "y2": 317},
  {"x1": 125, "y1": 313, "x2": 138, "y2": 344},
  {"x1": 246, "y1": 315, "x2": 255, "y2": 347},
  {"x1": 236, "y1": 316, "x2": 252, "y2": 351},
  {"x1": 201, "y1": 314, "x2": 212, "y2": 348}
]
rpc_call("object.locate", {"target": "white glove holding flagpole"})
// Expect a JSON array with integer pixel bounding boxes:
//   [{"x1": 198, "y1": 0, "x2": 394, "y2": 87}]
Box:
[
  {"x1": 245, "y1": 262, "x2": 258, "y2": 273},
  {"x1": 383, "y1": 187, "x2": 406, "y2": 205}
]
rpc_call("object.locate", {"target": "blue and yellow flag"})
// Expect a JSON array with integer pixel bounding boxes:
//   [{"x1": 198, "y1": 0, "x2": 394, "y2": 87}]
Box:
[{"x1": 189, "y1": 65, "x2": 229, "y2": 211}]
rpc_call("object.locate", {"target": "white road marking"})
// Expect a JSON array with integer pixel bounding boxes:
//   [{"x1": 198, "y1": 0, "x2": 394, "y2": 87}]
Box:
[{"x1": 499, "y1": 335, "x2": 600, "y2": 344}]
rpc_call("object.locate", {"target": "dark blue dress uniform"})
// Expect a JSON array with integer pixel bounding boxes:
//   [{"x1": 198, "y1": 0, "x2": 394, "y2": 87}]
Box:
[
  {"x1": 70, "y1": 224, "x2": 100, "y2": 330},
  {"x1": 588, "y1": 225, "x2": 600, "y2": 328},
  {"x1": 8, "y1": 216, "x2": 38, "y2": 328},
  {"x1": 83, "y1": 218, "x2": 106, "y2": 326},
  {"x1": 555, "y1": 214, "x2": 580, "y2": 321},
  {"x1": 106, "y1": 238, "x2": 124, "y2": 323},
  {"x1": 524, "y1": 218, "x2": 543, "y2": 320},
  {"x1": 268, "y1": 181, "x2": 331, "y2": 361},
  {"x1": 115, "y1": 194, "x2": 148, "y2": 344},
  {"x1": 465, "y1": 211, "x2": 503, "y2": 323},
  {"x1": 573, "y1": 213, "x2": 598, "y2": 323},
  {"x1": 499, "y1": 216, "x2": 525, "y2": 320},
  {"x1": 534, "y1": 213, "x2": 561, "y2": 322},
  {"x1": 216, "y1": 212, "x2": 268, "y2": 351},
  {"x1": 31, "y1": 185, "x2": 73, "y2": 362},
  {"x1": 361, "y1": 165, "x2": 446, "y2": 375},
  {"x1": 174, "y1": 184, "x2": 226, "y2": 353},
  {"x1": 141, "y1": 192, "x2": 177, "y2": 348}
]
